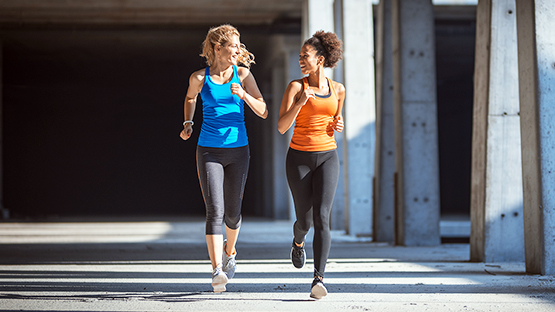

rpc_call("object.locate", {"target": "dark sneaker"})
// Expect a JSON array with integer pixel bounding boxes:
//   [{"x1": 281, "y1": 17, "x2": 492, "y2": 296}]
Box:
[
  {"x1": 290, "y1": 240, "x2": 306, "y2": 269},
  {"x1": 223, "y1": 239, "x2": 237, "y2": 279},
  {"x1": 310, "y1": 277, "x2": 328, "y2": 299},
  {"x1": 211, "y1": 266, "x2": 228, "y2": 293}
]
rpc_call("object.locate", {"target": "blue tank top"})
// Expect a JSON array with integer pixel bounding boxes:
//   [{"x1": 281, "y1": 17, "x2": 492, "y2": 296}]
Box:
[{"x1": 198, "y1": 65, "x2": 248, "y2": 148}]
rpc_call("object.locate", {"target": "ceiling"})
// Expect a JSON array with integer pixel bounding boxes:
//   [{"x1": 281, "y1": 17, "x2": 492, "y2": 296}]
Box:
[{"x1": 0, "y1": 0, "x2": 304, "y2": 28}]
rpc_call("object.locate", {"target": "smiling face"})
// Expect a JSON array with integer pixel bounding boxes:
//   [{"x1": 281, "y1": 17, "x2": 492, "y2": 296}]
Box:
[
  {"x1": 299, "y1": 44, "x2": 323, "y2": 75},
  {"x1": 216, "y1": 34, "x2": 241, "y2": 66}
]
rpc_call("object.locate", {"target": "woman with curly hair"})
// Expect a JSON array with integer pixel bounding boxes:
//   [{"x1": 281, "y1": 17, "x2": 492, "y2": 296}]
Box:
[
  {"x1": 278, "y1": 30, "x2": 345, "y2": 299},
  {"x1": 180, "y1": 24, "x2": 268, "y2": 293}
]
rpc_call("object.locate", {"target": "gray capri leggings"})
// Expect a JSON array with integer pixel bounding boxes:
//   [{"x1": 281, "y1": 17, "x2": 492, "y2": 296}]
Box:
[{"x1": 196, "y1": 145, "x2": 250, "y2": 235}]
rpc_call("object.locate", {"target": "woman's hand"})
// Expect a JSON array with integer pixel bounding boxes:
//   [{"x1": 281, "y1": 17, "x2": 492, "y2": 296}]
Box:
[
  {"x1": 180, "y1": 124, "x2": 193, "y2": 140},
  {"x1": 299, "y1": 87, "x2": 315, "y2": 106},
  {"x1": 230, "y1": 83, "x2": 246, "y2": 100},
  {"x1": 333, "y1": 115, "x2": 344, "y2": 133}
]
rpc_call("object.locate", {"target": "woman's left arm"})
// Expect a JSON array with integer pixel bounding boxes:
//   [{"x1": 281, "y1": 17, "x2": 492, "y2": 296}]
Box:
[
  {"x1": 231, "y1": 68, "x2": 268, "y2": 119},
  {"x1": 332, "y1": 81, "x2": 346, "y2": 133}
]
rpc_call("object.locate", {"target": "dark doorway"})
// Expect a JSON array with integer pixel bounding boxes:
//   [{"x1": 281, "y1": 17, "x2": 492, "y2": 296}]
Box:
[
  {"x1": 2, "y1": 28, "x2": 271, "y2": 219},
  {"x1": 435, "y1": 16, "x2": 476, "y2": 219}
]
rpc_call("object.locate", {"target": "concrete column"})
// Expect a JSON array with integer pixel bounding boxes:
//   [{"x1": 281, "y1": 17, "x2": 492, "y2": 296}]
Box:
[
  {"x1": 373, "y1": 0, "x2": 395, "y2": 242},
  {"x1": 470, "y1": 0, "x2": 525, "y2": 262},
  {"x1": 0, "y1": 40, "x2": 4, "y2": 219},
  {"x1": 303, "y1": 0, "x2": 348, "y2": 228},
  {"x1": 516, "y1": 0, "x2": 555, "y2": 275},
  {"x1": 302, "y1": 0, "x2": 335, "y2": 79},
  {"x1": 302, "y1": 0, "x2": 335, "y2": 39},
  {"x1": 268, "y1": 35, "x2": 301, "y2": 220},
  {"x1": 341, "y1": 0, "x2": 375, "y2": 236},
  {"x1": 392, "y1": 0, "x2": 440, "y2": 246},
  {"x1": 331, "y1": 0, "x2": 346, "y2": 231}
]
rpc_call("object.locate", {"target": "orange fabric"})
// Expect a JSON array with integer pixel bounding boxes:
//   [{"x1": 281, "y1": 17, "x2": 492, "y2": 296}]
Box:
[{"x1": 290, "y1": 77, "x2": 339, "y2": 152}]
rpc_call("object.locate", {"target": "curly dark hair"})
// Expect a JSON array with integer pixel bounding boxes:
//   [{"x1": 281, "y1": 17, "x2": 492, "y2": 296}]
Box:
[{"x1": 304, "y1": 30, "x2": 343, "y2": 68}]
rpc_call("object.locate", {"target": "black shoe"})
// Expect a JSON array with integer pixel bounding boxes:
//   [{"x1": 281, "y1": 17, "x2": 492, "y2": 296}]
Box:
[
  {"x1": 310, "y1": 277, "x2": 328, "y2": 299},
  {"x1": 290, "y1": 240, "x2": 306, "y2": 269}
]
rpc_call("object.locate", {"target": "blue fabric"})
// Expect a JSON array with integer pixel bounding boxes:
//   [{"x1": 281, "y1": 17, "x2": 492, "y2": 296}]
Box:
[{"x1": 198, "y1": 65, "x2": 248, "y2": 148}]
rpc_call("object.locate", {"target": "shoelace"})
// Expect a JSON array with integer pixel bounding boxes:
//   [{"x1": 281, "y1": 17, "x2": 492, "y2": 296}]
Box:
[
  {"x1": 213, "y1": 267, "x2": 222, "y2": 277},
  {"x1": 225, "y1": 257, "x2": 236, "y2": 267},
  {"x1": 292, "y1": 245, "x2": 304, "y2": 257}
]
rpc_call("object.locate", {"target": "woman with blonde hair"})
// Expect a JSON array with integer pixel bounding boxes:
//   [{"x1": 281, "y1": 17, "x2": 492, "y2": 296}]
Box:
[
  {"x1": 278, "y1": 30, "x2": 345, "y2": 299},
  {"x1": 180, "y1": 24, "x2": 267, "y2": 293}
]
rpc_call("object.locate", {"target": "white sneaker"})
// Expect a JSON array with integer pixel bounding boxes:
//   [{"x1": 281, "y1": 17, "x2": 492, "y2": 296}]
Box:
[
  {"x1": 223, "y1": 240, "x2": 237, "y2": 279},
  {"x1": 310, "y1": 277, "x2": 328, "y2": 299},
  {"x1": 211, "y1": 266, "x2": 228, "y2": 293}
]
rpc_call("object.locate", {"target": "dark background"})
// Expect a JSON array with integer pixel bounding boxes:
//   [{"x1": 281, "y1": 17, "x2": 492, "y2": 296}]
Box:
[{"x1": 1, "y1": 15, "x2": 475, "y2": 220}]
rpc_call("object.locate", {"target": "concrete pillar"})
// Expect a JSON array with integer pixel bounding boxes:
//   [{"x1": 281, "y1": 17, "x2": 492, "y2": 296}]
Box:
[
  {"x1": 303, "y1": 0, "x2": 347, "y2": 228},
  {"x1": 341, "y1": 0, "x2": 375, "y2": 236},
  {"x1": 515, "y1": 0, "x2": 555, "y2": 275},
  {"x1": 470, "y1": 0, "x2": 525, "y2": 263},
  {"x1": 0, "y1": 40, "x2": 4, "y2": 219},
  {"x1": 373, "y1": 0, "x2": 395, "y2": 242},
  {"x1": 331, "y1": 0, "x2": 346, "y2": 231},
  {"x1": 268, "y1": 35, "x2": 301, "y2": 220},
  {"x1": 302, "y1": 0, "x2": 335, "y2": 39},
  {"x1": 392, "y1": 0, "x2": 441, "y2": 246},
  {"x1": 302, "y1": 0, "x2": 335, "y2": 79}
]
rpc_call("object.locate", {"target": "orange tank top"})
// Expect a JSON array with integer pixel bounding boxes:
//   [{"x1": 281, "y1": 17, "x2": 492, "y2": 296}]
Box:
[{"x1": 290, "y1": 77, "x2": 339, "y2": 152}]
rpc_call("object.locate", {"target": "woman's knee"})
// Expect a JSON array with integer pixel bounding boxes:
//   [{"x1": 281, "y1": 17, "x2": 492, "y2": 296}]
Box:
[
  {"x1": 205, "y1": 209, "x2": 224, "y2": 235},
  {"x1": 225, "y1": 214, "x2": 242, "y2": 230},
  {"x1": 295, "y1": 219, "x2": 312, "y2": 233}
]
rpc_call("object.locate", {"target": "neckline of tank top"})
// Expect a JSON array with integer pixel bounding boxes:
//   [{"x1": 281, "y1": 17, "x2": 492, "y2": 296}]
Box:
[
  {"x1": 305, "y1": 77, "x2": 332, "y2": 99},
  {"x1": 206, "y1": 66, "x2": 236, "y2": 86}
]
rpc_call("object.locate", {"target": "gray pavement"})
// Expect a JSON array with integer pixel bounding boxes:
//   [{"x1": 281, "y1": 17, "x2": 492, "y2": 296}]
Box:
[{"x1": 0, "y1": 218, "x2": 554, "y2": 311}]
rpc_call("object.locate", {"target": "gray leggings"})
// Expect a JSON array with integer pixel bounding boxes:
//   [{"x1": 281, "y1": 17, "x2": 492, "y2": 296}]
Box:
[
  {"x1": 196, "y1": 145, "x2": 250, "y2": 235},
  {"x1": 286, "y1": 148, "x2": 340, "y2": 277}
]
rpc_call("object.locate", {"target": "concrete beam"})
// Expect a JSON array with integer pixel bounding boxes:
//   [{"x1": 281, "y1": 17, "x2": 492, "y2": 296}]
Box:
[
  {"x1": 470, "y1": 0, "x2": 525, "y2": 263},
  {"x1": 373, "y1": 0, "x2": 395, "y2": 242},
  {"x1": 392, "y1": 0, "x2": 440, "y2": 246},
  {"x1": 516, "y1": 0, "x2": 555, "y2": 275},
  {"x1": 0, "y1": 0, "x2": 303, "y2": 27}
]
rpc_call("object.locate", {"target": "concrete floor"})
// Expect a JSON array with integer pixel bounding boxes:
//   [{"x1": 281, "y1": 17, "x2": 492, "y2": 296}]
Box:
[{"x1": 0, "y1": 218, "x2": 553, "y2": 311}]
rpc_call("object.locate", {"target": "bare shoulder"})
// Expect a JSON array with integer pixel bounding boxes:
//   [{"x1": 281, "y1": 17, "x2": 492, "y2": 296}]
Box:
[
  {"x1": 331, "y1": 80, "x2": 345, "y2": 94},
  {"x1": 190, "y1": 68, "x2": 206, "y2": 84},
  {"x1": 237, "y1": 66, "x2": 252, "y2": 81},
  {"x1": 288, "y1": 79, "x2": 304, "y2": 92}
]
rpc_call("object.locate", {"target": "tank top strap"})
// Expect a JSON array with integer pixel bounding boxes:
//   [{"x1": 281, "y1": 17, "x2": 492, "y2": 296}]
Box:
[
  {"x1": 327, "y1": 78, "x2": 337, "y2": 99},
  {"x1": 232, "y1": 65, "x2": 238, "y2": 79},
  {"x1": 302, "y1": 77, "x2": 309, "y2": 89},
  {"x1": 232, "y1": 65, "x2": 244, "y2": 87},
  {"x1": 302, "y1": 77, "x2": 336, "y2": 98},
  {"x1": 203, "y1": 67, "x2": 210, "y2": 86}
]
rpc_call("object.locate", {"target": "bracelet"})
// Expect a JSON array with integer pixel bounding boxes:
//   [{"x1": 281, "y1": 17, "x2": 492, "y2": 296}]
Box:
[{"x1": 183, "y1": 120, "x2": 194, "y2": 126}]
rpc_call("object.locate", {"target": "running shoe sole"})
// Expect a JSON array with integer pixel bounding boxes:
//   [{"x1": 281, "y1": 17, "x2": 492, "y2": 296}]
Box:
[
  {"x1": 310, "y1": 283, "x2": 328, "y2": 299},
  {"x1": 212, "y1": 272, "x2": 228, "y2": 293}
]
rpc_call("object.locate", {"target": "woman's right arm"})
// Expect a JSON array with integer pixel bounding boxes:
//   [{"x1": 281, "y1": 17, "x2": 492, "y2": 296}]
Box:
[
  {"x1": 180, "y1": 71, "x2": 204, "y2": 141},
  {"x1": 278, "y1": 80, "x2": 314, "y2": 134}
]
